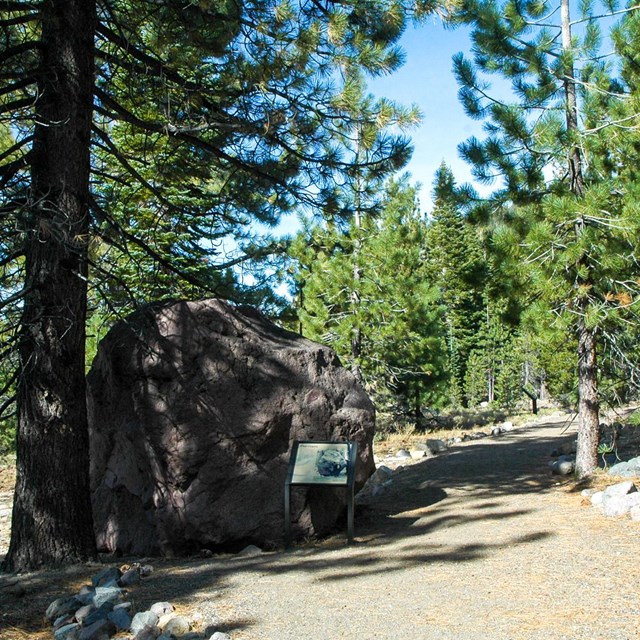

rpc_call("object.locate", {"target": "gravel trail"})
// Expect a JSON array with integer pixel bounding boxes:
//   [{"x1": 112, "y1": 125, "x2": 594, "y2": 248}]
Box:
[
  {"x1": 142, "y1": 417, "x2": 640, "y2": 640},
  {"x1": 2, "y1": 417, "x2": 639, "y2": 639}
]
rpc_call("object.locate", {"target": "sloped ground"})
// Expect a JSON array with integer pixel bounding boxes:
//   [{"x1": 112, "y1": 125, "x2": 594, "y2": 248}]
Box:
[{"x1": 2, "y1": 416, "x2": 640, "y2": 639}]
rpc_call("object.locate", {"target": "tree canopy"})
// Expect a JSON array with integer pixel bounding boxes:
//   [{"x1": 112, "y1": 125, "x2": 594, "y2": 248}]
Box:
[{"x1": 1, "y1": 0, "x2": 437, "y2": 571}]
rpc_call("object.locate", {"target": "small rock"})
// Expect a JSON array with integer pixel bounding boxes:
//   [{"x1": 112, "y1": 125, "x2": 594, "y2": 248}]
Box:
[
  {"x1": 83, "y1": 603, "x2": 116, "y2": 627},
  {"x1": 54, "y1": 623, "x2": 81, "y2": 640},
  {"x1": 163, "y1": 616, "x2": 191, "y2": 636},
  {"x1": 77, "y1": 586, "x2": 96, "y2": 606},
  {"x1": 209, "y1": 633, "x2": 231, "y2": 640},
  {"x1": 139, "y1": 565, "x2": 154, "y2": 578},
  {"x1": 502, "y1": 421, "x2": 514, "y2": 431},
  {"x1": 113, "y1": 601, "x2": 133, "y2": 612},
  {"x1": 74, "y1": 604, "x2": 96, "y2": 623},
  {"x1": 150, "y1": 602, "x2": 174, "y2": 617},
  {"x1": 409, "y1": 450, "x2": 426, "y2": 459},
  {"x1": 357, "y1": 466, "x2": 393, "y2": 501},
  {"x1": 92, "y1": 567, "x2": 121, "y2": 588},
  {"x1": 46, "y1": 596, "x2": 83, "y2": 622},
  {"x1": 78, "y1": 618, "x2": 116, "y2": 640},
  {"x1": 130, "y1": 611, "x2": 160, "y2": 635},
  {"x1": 54, "y1": 614, "x2": 75, "y2": 629},
  {"x1": 491, "y1": 427, "x2": 503, "y2": 437},
  {"x1": 609, "y1": 456, "x2": 640, "y2": 478},
  {"x1": 395, "y1": 449, "x2": 412, "y2": 459},
  {"x1": 108, "y1": 607, "x2": 132, "y2": 631},
  {"x1": 591, "y1": 491, "x2": 604, "y2": 506},
  {"x1": 603, "y1": 481, "x2": 637, "y2": 499},
  {"x1": 550, "y1": 460, "x2": 574, "y2": 475},
  {"x1": 118, "y1": 568, "x2": 141, "y2": 587},
  {"x1": 157, "y1": 613, "x2": 175, "y2": 629},
  {"x1": 237, "y1": 544, "x2": 262, "y2": 557},
  {"x1": 602, "y1": 492, "x2": 640, "y2": 517},
  {"x1": 426, "y1": 439, "x2": 447, "y2": 454},
  {"x1": 93, "y1": 585, "x2": 123, "y2": 609},
  {"x1": 134, "y1": 626, "x2": 162, "y2": 640},
  {"x1": 581, "y1": 489, "x2": 596, "y2": 498}
]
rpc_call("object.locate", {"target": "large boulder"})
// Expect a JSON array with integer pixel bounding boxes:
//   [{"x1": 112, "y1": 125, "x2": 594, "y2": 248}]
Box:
[{"x1": 88, "y1": 299, "x2": 375, "y2": 555}]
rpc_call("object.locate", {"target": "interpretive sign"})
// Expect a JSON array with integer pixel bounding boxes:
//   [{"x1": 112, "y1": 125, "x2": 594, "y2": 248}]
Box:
[{"x1": 284, "y1": 440, "x2": 358, "y2": 546}]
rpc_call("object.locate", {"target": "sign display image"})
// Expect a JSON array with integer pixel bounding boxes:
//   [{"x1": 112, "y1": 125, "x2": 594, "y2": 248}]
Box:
[
  {"x1": 284, "y1": 440, "x2": 358, "y2": 545},
  {"x1": 290, "y1": 442, "x2": 350, "y2": 485}
]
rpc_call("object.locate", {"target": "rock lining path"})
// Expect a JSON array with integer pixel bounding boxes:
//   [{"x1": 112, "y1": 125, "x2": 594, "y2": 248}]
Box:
[{"x1": 2, "y1": 416, "x2": 640, "y2": 639}]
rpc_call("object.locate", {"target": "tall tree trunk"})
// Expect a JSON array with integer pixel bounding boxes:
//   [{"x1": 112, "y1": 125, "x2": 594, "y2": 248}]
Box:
[
  {"x1": 562, "y1": 0, "x2": 599, "y2": 477},
  {"x1": 5, "y1": 0, "x2": 98, "y2": 571},
  {"x1": 561, "y1": 0, "x2": 585, "y2": 198},
  {"x1": 575, "y1": 316, "x2": 599, "y2": 478}
]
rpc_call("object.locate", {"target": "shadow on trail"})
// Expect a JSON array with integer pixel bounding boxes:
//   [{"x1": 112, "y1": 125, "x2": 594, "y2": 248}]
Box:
[
  {"x1": 113, "y1": 420, "x2": 568, "y2": 630},
  {"x1": 0, "y1": 421, "x2": 570, "y2": 637}
]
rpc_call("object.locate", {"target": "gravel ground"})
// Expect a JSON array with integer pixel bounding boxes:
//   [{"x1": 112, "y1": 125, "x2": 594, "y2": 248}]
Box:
[{"x1": 2, "y1": 415, "x2": 640, "y2": 639}]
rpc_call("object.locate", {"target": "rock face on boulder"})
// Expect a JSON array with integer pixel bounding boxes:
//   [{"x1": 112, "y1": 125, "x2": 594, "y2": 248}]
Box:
[{"x1": 88, "y1": 299, "x2": 375, "y2": 555}]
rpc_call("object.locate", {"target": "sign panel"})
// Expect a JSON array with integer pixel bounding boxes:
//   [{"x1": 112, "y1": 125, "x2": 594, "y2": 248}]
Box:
[
  {"x1": 284, "y1": 440, "x2": 358, "y2": 546},
  {"x1": 290, "y1": 441, "x2": 350, "y2": 485}
]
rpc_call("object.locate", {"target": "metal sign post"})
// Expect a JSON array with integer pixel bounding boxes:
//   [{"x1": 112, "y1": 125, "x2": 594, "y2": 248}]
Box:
[{"x1": 284, "y1": 440, "x2": 358, "y2": 547}]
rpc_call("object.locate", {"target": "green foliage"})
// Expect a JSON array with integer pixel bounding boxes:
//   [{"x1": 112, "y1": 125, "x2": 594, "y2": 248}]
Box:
[
  {"x1": 290, "y1": 177, "x2": 448, "y2": 422},
  {"x1": 464, "y1": 350, "x2": 488, "y2": 407},
  {"x1": 424, "y1": 163, "x2": 488, "y2": 405},
  {"x1": 0, "y1": 0, "x2": 436, "y2": 425}
]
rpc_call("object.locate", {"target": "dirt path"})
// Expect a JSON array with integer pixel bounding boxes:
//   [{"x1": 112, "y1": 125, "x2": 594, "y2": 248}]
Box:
[{"x1": 2, "y1": 417, "x2": 640, "y2": 639}]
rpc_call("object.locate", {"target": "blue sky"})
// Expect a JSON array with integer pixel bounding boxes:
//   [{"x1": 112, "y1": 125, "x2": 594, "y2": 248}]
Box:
[
  {"x1": 367, "y1": 18, "x2": 483, "y2": 209},
  {"x1": 267, "y1": 18, "x2": 482, "y2": 238}
]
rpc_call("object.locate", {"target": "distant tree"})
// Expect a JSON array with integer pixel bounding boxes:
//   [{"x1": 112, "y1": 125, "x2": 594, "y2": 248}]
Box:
[
  {"x1": 291, "y1": 177, "x2": 448, "y2": 424},
  {"x1": 425, "y1": 163, "x2": 487, "y2": 405}
]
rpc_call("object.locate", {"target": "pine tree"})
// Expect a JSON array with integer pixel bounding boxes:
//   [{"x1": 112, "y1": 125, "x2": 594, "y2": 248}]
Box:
[
  {"x1": 291, "y1": 177, "x2": 448, "y2": 425},
  {"x1": 0, "y1": 0, "x2": 437, "y2": 571},
  {"x1": 452, "y1": 0, "x2": 640, "y2": 477},
  {"x1": 425, "y1": 163, "x2": 487, "y2": 405}
]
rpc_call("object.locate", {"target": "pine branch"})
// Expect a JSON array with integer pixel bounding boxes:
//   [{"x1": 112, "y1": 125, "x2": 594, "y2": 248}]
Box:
[
  {"x1": 93, "y1": 87, "x2": 287, "y2": 188},
  {"x1": 0, "y1": 41, "x2": 39, "y2": 67},
  {"x1": 90, "y1": 195, "x2": 268, "y2": 290},
  {"x1": 0, "y1": 157, "x2": 28, "y2": 188},
  {"x1": 0, "y1": 246, "x2": 24, "y2": 269},
  {"x1": 0, "y1": 76, "x2": 36, "y2": 98},
  {"x1": 91, "y1": 124, "x2": 185, "y2": 215},
  {"x1": 0, "y1": 11, "x2": 39, "y2": 28},
  {"x1": 0, "y1": 135, "x2": 32, "y2": 165},
  {"x1": 0, "y1": 1, "x2": 37, "y2": 9},
  {"x1": 0, "y1": 96, "x2": 35, "y2": 115},
  {"x1": 571, "y1": 3, "x2": 640, "y2": 26}
]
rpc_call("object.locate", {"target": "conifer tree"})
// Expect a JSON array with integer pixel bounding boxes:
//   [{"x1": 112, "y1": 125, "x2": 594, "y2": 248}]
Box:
[
  {"x1": 425, "y1": 163, "x2": 487, "y2": 405},
  {"x1": 291, "y1": 178, "x2": 448, "y2": 424},
  {"x1": 452, "y1": 0, "x2": 640, "y2": 477},
  {"x1": 0, "y1": 0, "x2": 437, "y2": 570}
]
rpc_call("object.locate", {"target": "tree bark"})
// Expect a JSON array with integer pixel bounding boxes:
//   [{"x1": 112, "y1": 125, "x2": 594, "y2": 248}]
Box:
[
  {"x1": 562, "y1": 0, "x2": 599, "y2": 476},
  {"x1": 5, "y1": 0, "x2": 98, "y2": 571},
  {"x1": 561, "y1": 0, "x2": 584, "y2": 198},
  {"x1": 575, "y1": 316, "x2": 599, "y2": 479}
]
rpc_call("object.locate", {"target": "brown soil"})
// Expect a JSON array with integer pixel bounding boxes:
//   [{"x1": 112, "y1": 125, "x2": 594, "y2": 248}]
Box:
[{"x1": 2, "y1": 415, "x2": 640, "y2": 640}]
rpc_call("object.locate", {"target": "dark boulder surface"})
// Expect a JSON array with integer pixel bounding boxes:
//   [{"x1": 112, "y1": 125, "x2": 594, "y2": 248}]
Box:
[{"x1": 88, "y1": 299, "x2": 375, "y2": 555}]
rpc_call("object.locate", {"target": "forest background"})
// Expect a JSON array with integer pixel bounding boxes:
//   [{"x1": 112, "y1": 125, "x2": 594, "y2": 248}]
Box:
[{"x1": 2, "y1": 0, "x2": 640, "y2": 571}]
